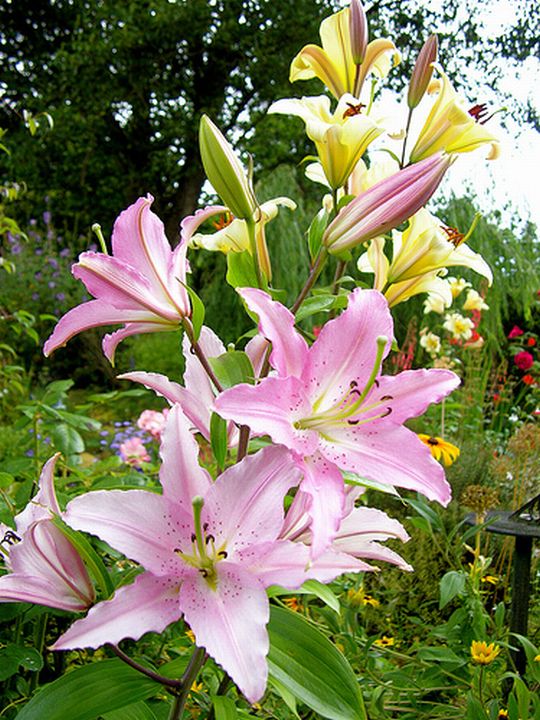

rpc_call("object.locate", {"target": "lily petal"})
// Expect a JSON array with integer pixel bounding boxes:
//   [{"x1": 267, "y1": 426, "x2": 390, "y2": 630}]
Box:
[
  {"x1": 16, "y1": 453, "x2": 61, "y2": 532},
  {"x1": 64, "y1": 489, "x2": 190, "y2": 576},
  {"x1": 301, "y1": 453, "x2": 345, "y2": 559},
  {"x1": 159, "y1": 405, "x2": 212, "y2": 506},
  {"x1": 238, "y1": 288, "x2": 308, "y2": 377},
  {"x1": 179, "y1": 562, "x2": 269, "y2": 703},
  {"x1": 52, "y1": 572, "x2": 181, "y2": 649}
]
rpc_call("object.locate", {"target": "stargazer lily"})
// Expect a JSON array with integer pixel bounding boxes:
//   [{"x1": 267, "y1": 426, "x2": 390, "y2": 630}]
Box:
[
  {"x1": 43, "y1": 195, "x2": 190, "y2": 363},
  {"x1": 290, "y1": 5, "x2": 399, "y2": 99},
  {"x1": 51, "y1": 406, "x2": 359, "y2": 702},
  {"x1": 215, "y1": 288, "x2": 460, "y2": 557},
  {"x1": 269, "y1": 94, "x2": 383, "y2": 190},
  {"x1": 409, "y1": 65, "x2": 500, "y2": 162},
  {"x1": 0, "y1": 454, "x2": 95, "y2": 611},
  {"x1": 182, "y1": 197, "x2": 296, "y2": 281}
]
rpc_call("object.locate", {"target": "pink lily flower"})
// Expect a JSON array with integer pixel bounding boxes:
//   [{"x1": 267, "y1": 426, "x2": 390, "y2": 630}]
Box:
[
  {"x1": 214, "y1": 288, "x2": 460, "y2": 557},
  {"x1": 44, "y1": 195, "x2": 190, "y2": 363},
  {"x1": 119, "y1": 325, "x2": 268, "y2": 445},
  {"x1": 282, "y1": 488, "x2": 413, "y2": 574},
  {"x1": 0, "y1": 454, "x2": 95, "y2": 611},
  {"x1": 51, "y1": 406, "x2": 328, "y2": 702}
]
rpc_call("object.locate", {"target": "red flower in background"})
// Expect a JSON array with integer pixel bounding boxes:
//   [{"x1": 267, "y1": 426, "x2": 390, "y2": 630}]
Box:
[
  {"x1": 522, "y1": 374, "x2": 535, "y2": 385},
  {"x1": 527, "y1": 337, "x2": 536, "y2": 347},
  {"x1": 514, "y1": 351, "x2": 534, "y2": 371},
  {"x1": 508, "y1": 325, "x2": 524, "y2": 339}
]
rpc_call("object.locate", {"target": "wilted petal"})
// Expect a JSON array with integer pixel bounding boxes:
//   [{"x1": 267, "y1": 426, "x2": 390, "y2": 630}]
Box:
[{"x1": 52, "y1": 572, "x2": 181, "y2": 650}]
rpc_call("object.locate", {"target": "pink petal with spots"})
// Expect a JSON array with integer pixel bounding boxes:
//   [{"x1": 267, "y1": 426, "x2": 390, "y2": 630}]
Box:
[
  {"x1": 237, "y1": 539, "x2": 311, "y2": 588},
  {"x1": 238, "y1": 288, "x2": 309, "y2": 377},
  {"x1": 300, "y1": 453, "x2": 345, "y2": 559},
  {"x1": 159, "y1": 405, "x2": 212, "y2": 506},
  {"x1": 304, "y1": 289, "x2": 393, "y2": 412},
  {"x1": 215, "y1": 375, "x2": 318, "y2": 456},
  {"x1": 203, "y1": 445, "x2": 301, "y2": 553},
  {"x1": 51, "y1": 572, "x2": 181, "y2": 650},
  {"x1": 179, "y1": 562, "x2": 269, "y2": 702},
  {"x1": 319, "y1": 423, "x2": 451, "y2": 505},
  {"x1": 371, "y1": 368, "x2": 460, "y2": 423},
  {"x1": 64, "y1": 489, "x2": 191, "y2": 575}
]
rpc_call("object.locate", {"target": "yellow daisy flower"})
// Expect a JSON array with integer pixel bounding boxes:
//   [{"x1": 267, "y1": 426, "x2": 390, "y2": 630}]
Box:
[
  {"x1": 470, "y1": 640, "x2": 501, "y2": 665},
  {"x1": 418, "y1": 435, "x2": 460, "y2": 466},
  {"x1": 374, "y1": 636, "x2": 395, "y2": 648}
]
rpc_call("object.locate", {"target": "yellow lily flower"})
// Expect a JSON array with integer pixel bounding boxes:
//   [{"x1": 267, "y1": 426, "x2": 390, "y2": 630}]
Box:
[
  {"x1": 183, "y1": 197, "x2": 296, "y2": 282},
  {"x1": 289, "y1": 7, "x2": 400, "y2": 99},
  {"x1": 357, "y1": 207, "x2": 491, "y2": 305},
  {"x1": 269, "y1": 94, "x2": 383, "y2": 190},
  {"x1": 358, "y1": 239, "x2": 453, "y2": 308},
  {"x1": 409, "y1": 65, "x2": 499, "y2": 162},
  {"x1": 387, "y1": 208, "x2": 492, "y2": 285}
]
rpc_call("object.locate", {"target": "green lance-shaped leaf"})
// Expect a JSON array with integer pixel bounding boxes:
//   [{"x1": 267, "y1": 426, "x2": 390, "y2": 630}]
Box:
[
  {"x1": 209, "y1": 350, "x2": 255, "y2": 390},
  {"x1": 267, "y1": 606, "x2": 366, "y2": 720},
  {"x1": 210, "y1": 412, "x2": 228, "y2": 469},
  {"x1": 15, "y1": 658, "x2": 160, "y2": 720}
]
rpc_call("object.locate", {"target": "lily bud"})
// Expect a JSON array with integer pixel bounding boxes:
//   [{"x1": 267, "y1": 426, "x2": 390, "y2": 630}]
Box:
[
  {"x1": 323, "y1": 152, "x2": 453, "y2": 254},
  {"x1": 407, "y1": 35, "x2": 438, "y2": 109},
  {"x1": 199, "y1": 115, "x2": 256, "y2": 220},
  {"x1": 350, "y1": 0, "x2": 368, "y2": 65}
]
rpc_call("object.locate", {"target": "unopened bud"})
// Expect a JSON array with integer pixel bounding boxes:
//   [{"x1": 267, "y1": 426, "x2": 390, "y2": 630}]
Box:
[
  {"x1": 323, "y1": 152, "x2": 453, "y2": 254},
  {"x1": 350, "y1": 0, "x2": 368, "y2": 65},
  {"x1": 199, "y1": 115, "x2": 256, "y2": 220},
  {"x1": 407, "y1": 35, "x2": 438, "y2": 109}
]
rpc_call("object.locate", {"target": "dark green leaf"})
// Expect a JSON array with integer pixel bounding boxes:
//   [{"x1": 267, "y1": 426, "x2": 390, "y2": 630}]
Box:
[
  {"x1": 183, "y1": 284, "x2": 206, "y2": 342},
  {"x1": 208, "y1": 351, "x2": 255, "y2": 389},
  {"x1": 308, "y1": 208, "x2": 329, "y2": 262},
  {"x1": 439, "y1": 571, "x2": 466, "y2": 609},
  {"x1": 210, "y1": 412, "x2": 228, "y2": 469},
  {"x1": 0, "y1": 645, "x2": 43, "y2": 681},
  {"x1": 267, "y1": 606, "x2": 365, "y2": 720},
  {"x1": 212, "y1": 696, "x2": 239, "y2": 720},
  {"x1": 16, "y1": 658, "x2": 159, "y2": 720},
  {"x1": 51, "y1": 424, "x2": 85, "y2": 455},
  {"x1": 102, "y1": 700, "x2": 158, "y2": 720}
]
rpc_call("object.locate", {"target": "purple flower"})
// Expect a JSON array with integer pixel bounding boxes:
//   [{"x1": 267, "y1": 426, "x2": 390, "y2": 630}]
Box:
[
  {"x1": 48, "y1": 258, "x2": 59, "y2": 269},
  {"x1": 43, "y1": 211, "x2": 52, "y2": 225}
]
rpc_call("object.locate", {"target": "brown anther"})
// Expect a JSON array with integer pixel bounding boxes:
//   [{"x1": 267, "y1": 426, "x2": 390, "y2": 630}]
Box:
[
  {"x1": 218, "y1": 551, "x2": 228, "y2": 559},
  {"x1": 381, "y1": 407, "x2": 393, "y2": 418},
  {"x1": 205, "y1": 534, "x2": 215, "y2": 545},
  {"x1": 342, "y1": 102, "x2": 366, "y2": 119},
  {"x1": 198, "y1": 568, "x2": 209, "y2": 577},
  {"x1": 2, "y1": 530, "x2": 21, "y2": 546},
  {"x1": 347, "y1": 419, "x2": 360, "y2": 425},
  {"x1": 380, "y1": 395, "x2": 393, "y2": 401},
  {"x1": 441, "y1": 225, "x2": 465, "y2": 247},
  {"x1": 212, "y1": 212, "x2": 233, "y2": 231},
  {"x1": 190, "y1": 533, "x2": 197, "y2": 543},
  {"x1": 468, "y1": 103, "x2": 495, "y2": 125}
]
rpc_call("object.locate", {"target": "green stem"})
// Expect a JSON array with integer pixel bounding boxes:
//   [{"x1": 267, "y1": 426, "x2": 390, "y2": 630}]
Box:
[
  {"x1": 29, "y1": 612, "x2": 48, "y2": 692},
  {"x1": 478, "y1": 665, "x2": 485, "y2": 706},
  {"x1": 168, "y1": 647, "x2": 207, "y2": 720},
  {"x1": 400, "y1": 108, "x2": 413, "y2": 167},
  {"x1": 291, "y1": 248, "x2": 328, "y2": 315},
  {"x1": 246, "y1": 216, "x2": 264, "y2": 290}
]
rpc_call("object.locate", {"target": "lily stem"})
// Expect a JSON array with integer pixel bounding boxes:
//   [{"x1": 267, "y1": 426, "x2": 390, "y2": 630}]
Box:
[
  {"x1": 400, "y1": 108, "x2": 413, "y2": 168},
  {"x1": 110, "y1": 644, "x2": 183, "y2": 688},
  {"x1": 237, "y1": 425, "x2": 251, "y2": 462},
  {"x1": 169, "y1": 646, "x2": 207, "y2": 720},
  {"x1": 182, "y1": 319, "x2": 224, "y2": 393},
  {"x1": 291, "y1": 248, "x2": 328, "y2": 315}
]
